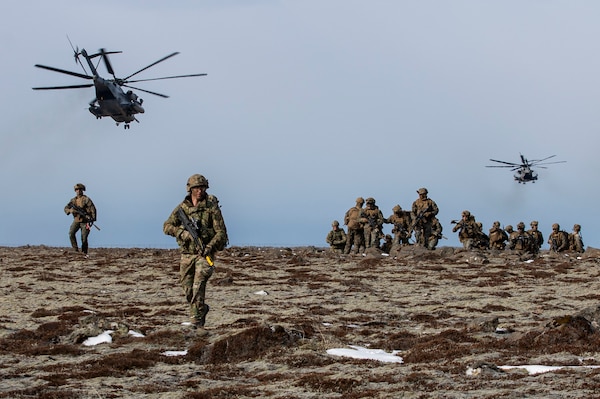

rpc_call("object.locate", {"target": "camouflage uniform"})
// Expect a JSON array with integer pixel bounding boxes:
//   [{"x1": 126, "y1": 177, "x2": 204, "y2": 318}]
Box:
[
  {"x1": 527, "y1": 221, "x2": 544, "y2": 254},
  {"x1": 163, "y1": 174, "x2": 228, "y2": 327},
  {"x1": 569, "y1": 224, "x2": 585, "y2": 253},
  {"x1": 344, "y1": 197, "x2": 365, "y2": 254},
  {"x1": 451, "y1": 211, "x2": 480, "y2": 250},
  {"x1": 509, "y1": 222, "x2": 534, "y2": 253},
  {"x1": 64, "y1": 183, "x2": 97, "y2": 255},
  {"x1": 326, "y1": 220, "x2": 347, "y2": 253},
  {"x1": 548, "y1": 223, "x2": 569, "y2": 253},
  {"x1": 361, "y1": 197, "x2": 384, "y2": 249},
  {"x1": 411, "y1": 188, "x2": 439, "y2": 249},
  {"x1": 381, "y1": 234, "x2": 393, "y2": 254},
  {"x1": 488, "y1": 221, "x2": 508, "y2": 250},
  {"x1": 428, "y1": 217, "x2": 443, "y2": 250},
  {"x1": 384, "y1": 205, "x2": 412, "y2": 248}
]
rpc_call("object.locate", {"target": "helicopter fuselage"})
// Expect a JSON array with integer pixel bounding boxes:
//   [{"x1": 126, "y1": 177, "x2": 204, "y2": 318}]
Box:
[
  {"x1": 88, "y1": 77, "x2": 144, "y2": 125},
  {"x1": 514, "y1": 166, "x2": 537, "y2": 183}
]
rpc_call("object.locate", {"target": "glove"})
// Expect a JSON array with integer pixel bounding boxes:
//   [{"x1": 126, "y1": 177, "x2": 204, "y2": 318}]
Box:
[
  {"x1": 179, "y1": 230, "x2": 193, "y2": 243},
  {"x1": 202, "y1": 245, "x2": 213, "y2": 257}
]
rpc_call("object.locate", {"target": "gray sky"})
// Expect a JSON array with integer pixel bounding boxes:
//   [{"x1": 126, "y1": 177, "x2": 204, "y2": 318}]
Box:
[{"x1": 1, "y1": 1, "x2": 598, "y2": 249}]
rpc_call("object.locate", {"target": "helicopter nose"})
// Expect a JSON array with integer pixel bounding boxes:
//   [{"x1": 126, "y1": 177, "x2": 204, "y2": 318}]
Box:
[{"x1": 133, "y1": 104, "x2": 144, "y2": 114}]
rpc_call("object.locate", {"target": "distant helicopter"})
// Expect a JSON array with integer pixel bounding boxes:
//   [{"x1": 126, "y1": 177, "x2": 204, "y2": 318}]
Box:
[
  {"x1": 32, "y1": 45, "x2": 206, "y2": 128},
  {"x1": 486, "y1": 154, "x2": 566, "y2": 184}
]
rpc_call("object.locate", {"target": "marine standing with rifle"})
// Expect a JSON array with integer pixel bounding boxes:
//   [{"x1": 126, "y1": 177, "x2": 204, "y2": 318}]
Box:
[
  {"x1": 411, "y1": 188, "x2": 439, "y2": 249},
  {"x1": 64, "y1": 183, "x2": 97, "y2": 255},
  {"x1": 163, "y1": 174, "x2": 228, "y2": 330}
]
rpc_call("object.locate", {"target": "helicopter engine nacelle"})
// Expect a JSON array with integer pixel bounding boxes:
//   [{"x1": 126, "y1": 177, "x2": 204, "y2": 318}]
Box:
[{"x1": 132, "y1": 103, "x2": 144, "y2": 114}]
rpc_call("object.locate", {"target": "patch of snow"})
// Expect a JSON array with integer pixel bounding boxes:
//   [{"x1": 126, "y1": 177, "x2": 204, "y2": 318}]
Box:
[
  {"x1": 161, "y1": 350, "x2": 188, "y2": 357},
  {"x1": 327, "y1": 345, "x2": 403, "y2": 363},
  {"x1": 82, "y1": 330, "x2": 114, "y2": 346},
  {"x1": 500, "y1": 365, "x2": 600, "y2": 375}
]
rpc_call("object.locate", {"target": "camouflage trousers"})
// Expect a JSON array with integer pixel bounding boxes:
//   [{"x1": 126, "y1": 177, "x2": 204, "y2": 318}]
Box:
[
  {"x1": 344, "y1": 228, "x2": 365, "y2": 254},
  {"x1": 414, "y1": 223, "x2": 432, "y2": 248},
  {"x1": 363, "y1": 227, "x2": 381, "y2": 249},
  {"x1": 69, "y1": 221, "x2": 91, "y2": 254},
  {"x1": 180, "y1": 254, "x2": 214, "y2": 325}
]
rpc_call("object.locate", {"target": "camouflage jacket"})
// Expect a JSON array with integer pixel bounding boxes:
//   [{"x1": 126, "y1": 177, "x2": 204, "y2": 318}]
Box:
[
  {"x1": 385, "y1": 212, "x2": 412, "y2": 236},
  {"x1": 326, "y1": 228, "x2": 347, "y2": 247},
  {"x1": 488, "y1": 227, "x2": 508, "y2": 249},
  {"x1": 452, "y1": 216, "x2": 479, "y2": 240},
  {"x1": 163, "y1": 194, "x2": 228, "y2": 255},
  {"x1": 509, "y1": 231, "x2": 532, "y2": 251},
  {"x1": 361, "y1": 206, "x2": 384, "y2": 231},
  {"x1": 411, "y1": 198, "x2": 439, "y2": 226},
  {"x1": 344, "y1": 206, "x2": 363, "y2": 230},
  {"x1": 64, "y1": 195, "x2": 96, "y2": 224},
  {"x1": 548, "y1": 231, "x2": 569, "y2": 252},
  {"x1": 569, "y1": 233, "x2": 585, "y2": 253},
  {"x1": 527, "y1": 229, "x2": 544, "y2": 249}
]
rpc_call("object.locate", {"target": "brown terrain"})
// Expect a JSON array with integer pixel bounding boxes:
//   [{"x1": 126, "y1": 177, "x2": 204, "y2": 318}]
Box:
[{"x1": 2, "y1": 245, "x2": 600, "y2": 398}]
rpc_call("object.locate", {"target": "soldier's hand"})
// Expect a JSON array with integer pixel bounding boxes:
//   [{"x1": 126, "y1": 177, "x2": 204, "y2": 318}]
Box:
[
  {"x1": 179, "y1": 230, "x2": 193, "y2": 243},
  {"x1": 202, "y1": 245, "x2": 213, "y2": 257}
]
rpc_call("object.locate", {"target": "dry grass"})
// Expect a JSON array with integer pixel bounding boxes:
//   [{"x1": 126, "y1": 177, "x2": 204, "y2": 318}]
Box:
[{"x1": 1, "y1": 245, "x2": 600, "y2": 398}]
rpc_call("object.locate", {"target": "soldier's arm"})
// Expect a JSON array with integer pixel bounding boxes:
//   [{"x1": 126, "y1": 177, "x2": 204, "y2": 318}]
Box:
[{"x1": 163, "y1": 206, "x2": 183, "y2": 237}]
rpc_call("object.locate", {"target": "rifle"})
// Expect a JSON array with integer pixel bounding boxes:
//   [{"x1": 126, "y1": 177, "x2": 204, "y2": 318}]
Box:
[
  {"x1": 550, "y1": 237, "x2": 558, "y2": 252},
  {"x1": 67, "y1": 203, "x2": 100, "y2": 230},
  {"x1": 177, "y1": 207, "x2": 214, "y2": 267},
  {"x1": 411, "y1": 206, "x2": 431, "y2": 229}
]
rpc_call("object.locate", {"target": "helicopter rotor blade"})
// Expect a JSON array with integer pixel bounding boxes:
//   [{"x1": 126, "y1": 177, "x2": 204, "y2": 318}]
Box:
[
  {"x1": 100, "y1": 48, "x2": 116, "y2": 78},
  {"x1": 531, "y1": 160, "x2": 567, "y2": 166},
  {"x1": 33, "y1": 84, "x2": 94, "y2": 90},
  {"x1": 122, "y1": 84, "x2": 169, "y2": 98},
  {"x1": 34, "y1": 64, "x2": 93, "y2": 80},
  {"x1": 487, "y1": 159, "x2": 519, "y2": 167},
  {"x1": 122, "y1": 52, "x2": 180, "y2": 81},
  {"x1": 530, "y1": 155, "x2": 556, "y2": 163},
  {"x1": 124, "y1": 73, "x2": 207, "y2": 84},
  {"x1": 486, "y1": 165, "x2": 516, "y2": 168}
]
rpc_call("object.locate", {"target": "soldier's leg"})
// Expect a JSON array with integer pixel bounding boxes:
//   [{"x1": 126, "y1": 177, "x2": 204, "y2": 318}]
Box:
[
  {"x1": 344, "y1": 230, "x2": 354, "y2": 254},
  {"x1": 179, "y1": 255, "x2": 197, "y2": 320},
  {"x1": 191, "y1": 258, "x2": 214, "y2": 327},
  {"x1": 356, "y1": 229, "x2": 365, "y2": 253},
  {"x1": 363, "y1": 228, "x2": 371, "y2": 248},
  {"x1": 81, "y1": 224, "x2": 90, "y2": 254},
  {"x1": 69, "y1": 221, "x2": 80, "y2": 251}
]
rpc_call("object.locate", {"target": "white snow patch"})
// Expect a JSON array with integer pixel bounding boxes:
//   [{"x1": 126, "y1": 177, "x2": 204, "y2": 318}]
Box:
[
  {"x1": 162, "y1": 350, "x2": 188, "y2": 357},
  {"x1": 327, "y1": 345, "x2": 403, "y2": 363},
  {"x1": 500, "y1": 365, "x2": 600, "y2": 375},
  {"x1": 82, "y1": 330, "x2": 114, "y2": 346}
]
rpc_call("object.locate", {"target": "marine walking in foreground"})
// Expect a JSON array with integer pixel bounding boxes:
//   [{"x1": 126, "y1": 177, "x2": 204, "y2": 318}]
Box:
[{"x1": 163, "y1": 174, "x2": 228, "y2": 330}]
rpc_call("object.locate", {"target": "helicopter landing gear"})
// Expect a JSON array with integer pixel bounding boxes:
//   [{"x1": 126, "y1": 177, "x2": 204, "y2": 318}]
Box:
[{"x1": 124, "y1": 123, "x2": 130, "y2": 129}]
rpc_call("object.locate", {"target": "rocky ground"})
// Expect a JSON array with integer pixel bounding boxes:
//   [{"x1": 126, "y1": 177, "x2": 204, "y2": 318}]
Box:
[{"x1": 1, "y1": 245, "x2": 600, "y2": 398}]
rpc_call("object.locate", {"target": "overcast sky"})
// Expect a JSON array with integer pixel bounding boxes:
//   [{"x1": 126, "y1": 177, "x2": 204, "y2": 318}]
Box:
[{"x1": 1, "y1": 1, "x2": 598, "y2": 249}]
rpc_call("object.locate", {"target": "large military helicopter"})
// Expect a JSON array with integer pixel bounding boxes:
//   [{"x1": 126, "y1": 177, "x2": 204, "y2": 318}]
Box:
[
  {"x1": 486, "y1": 154, "x2": 566, "y2": 184},
  {"x1": 32, "y1": 45, "x2": 206, "y2": 128}
]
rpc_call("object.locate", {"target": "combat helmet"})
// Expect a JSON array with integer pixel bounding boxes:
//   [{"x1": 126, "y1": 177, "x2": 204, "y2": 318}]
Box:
[
  {"x1": 366, "y1": 197, "x2": 375, "y2": 205},
  {"x1": 186, "y1": 174, "x2": 209, "y2": 192},
  {"x1": 74, "y1": 183, "x2": 86, "y2": 191},
  {"x1": 392, "y1": 205, "x2": 402, "y2": 213},
  {"x1": 517, "y1": 222, "x2": 525, "y2": 230},
  {"x1": 356, "y1": 197, "x2": 365, "y2": 205},
  {"x1": 332, "y1": 220, "x2": 340, "y2": 227},
  {"x1": 417, "y1": 187, "x2": 428, "y2": 195}
]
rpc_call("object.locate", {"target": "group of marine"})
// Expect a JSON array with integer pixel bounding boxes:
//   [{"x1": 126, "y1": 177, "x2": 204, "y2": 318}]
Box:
[{"x1": 326, "y1": 187, "x2": 585, "y2": 255}]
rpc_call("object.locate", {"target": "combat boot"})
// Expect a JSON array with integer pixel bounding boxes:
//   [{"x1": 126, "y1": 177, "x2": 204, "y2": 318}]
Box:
[{"x1": 194, "y1": 304, "x2": 210, "y2": 329}]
